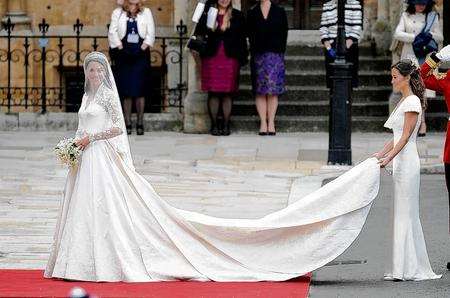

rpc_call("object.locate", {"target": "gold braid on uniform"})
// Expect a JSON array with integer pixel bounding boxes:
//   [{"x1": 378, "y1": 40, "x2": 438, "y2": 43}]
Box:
[{"x1": 425, "y1": 52, "x2": 447, "y2": 80}]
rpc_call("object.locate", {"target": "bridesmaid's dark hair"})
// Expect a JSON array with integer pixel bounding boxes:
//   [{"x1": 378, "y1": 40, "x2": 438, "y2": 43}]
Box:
[{"x1": 391, "y1": 59, "x2": 427, "y2": 109}]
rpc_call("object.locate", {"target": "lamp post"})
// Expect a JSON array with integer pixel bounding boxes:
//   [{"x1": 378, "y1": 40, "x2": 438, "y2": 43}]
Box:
[{"x1": 328, "y1": 0, "x2": 353, "y2": 165}]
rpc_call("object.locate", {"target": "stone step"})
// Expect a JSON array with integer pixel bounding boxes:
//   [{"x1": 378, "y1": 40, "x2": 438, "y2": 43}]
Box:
[
  {"x1": 230, "y1": 114, "x2": 449, "y2": 133},
  {"x1": 285, "y1": 45, "x2": 376, "y2": 56},
  {"x1": 425, "y1": 112, "x2": 448, "y2": 131},
  {"x1": 237, "y1": 85, "x2": 392, "y2": 103},
  {"x1": 426, "y1": 96, "x2": 447, "y2": 113},
  {"x1": 243, "y1": 56, "x2": 392, "y2": 72},
  {"x1": 240, "y1": 70, "x2": 391, "y2": 87},
  {"x1": 232, "y1": 101, "x2": 389, "y2": 117},
  {"x1": 230, "y1": 115, "x2": 387, "y2": 132}
]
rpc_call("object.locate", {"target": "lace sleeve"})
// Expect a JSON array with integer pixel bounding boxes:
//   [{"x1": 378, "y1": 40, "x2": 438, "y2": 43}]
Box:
[
  {"x1": 75, "y1": 127, "x2": 85, "y2": 140},
  {"x1": 88, "y1": 94, "x2": 123, "y2": 142}
]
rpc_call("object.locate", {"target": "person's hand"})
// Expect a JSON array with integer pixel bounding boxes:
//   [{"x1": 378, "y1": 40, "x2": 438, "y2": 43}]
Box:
[
  {"x1": 75, "y1": 136, "x2": 90, "y2": 151},
  {"x1": 346, "y1": 39, "x2": 353, "y2": 49},
  {"x1": 118, "y1": 43, "x2": 123, "y2": 50},
  {"x1": 372, "y1": 152, "x2": 383, "y2": 160},
  {"x1": 378, "y1": 155, "x2": 392, "y2": 168},
  {"x1": 436, "y1": 44, "x2": 450, "y2": 61},
  {"x1": 141, "y1": 44, "x2": 149, "y2": 51}
]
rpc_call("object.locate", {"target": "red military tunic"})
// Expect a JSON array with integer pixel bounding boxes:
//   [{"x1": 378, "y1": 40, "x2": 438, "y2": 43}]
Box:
[{"x1": 421, "y1": 54, "x2": 450, "y2": 163}]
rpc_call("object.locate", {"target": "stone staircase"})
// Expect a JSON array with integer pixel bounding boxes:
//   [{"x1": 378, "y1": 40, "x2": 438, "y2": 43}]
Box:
[{"x1": 232, "y1": 44, "x2": 447, "y2": 132}]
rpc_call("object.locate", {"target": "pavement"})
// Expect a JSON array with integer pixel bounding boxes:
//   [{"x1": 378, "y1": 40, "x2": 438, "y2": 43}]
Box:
[{"x1": 0, "y1": 131, "x2": 448, "y2": 297}]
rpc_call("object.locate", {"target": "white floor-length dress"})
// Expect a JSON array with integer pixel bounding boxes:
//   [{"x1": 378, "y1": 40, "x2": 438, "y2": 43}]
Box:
[
  {"x1": 44, "y1": 52, "x2": 384, "y2": 282},
  {"x1": 383, "y1": 95, "x2": 441, "y2": 281}
]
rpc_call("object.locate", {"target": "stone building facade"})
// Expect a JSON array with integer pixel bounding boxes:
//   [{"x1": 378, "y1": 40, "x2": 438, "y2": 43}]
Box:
[{"x1": 1, "y1": 1, "x2": 448, "y2": 131}]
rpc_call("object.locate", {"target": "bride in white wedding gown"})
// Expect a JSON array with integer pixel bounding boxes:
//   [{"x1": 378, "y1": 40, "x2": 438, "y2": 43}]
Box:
[{"x1": 43, "y1": 52, "x2": 429, "y2": 282}]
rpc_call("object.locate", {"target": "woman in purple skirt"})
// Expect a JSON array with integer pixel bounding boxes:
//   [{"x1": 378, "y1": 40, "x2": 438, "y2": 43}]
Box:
[
  {"x1": 194, "y1": 0, "x2": 248, "y2": 136},
  {"x1": 247, "y1": 0, "x2": 288, "y2": 135}
]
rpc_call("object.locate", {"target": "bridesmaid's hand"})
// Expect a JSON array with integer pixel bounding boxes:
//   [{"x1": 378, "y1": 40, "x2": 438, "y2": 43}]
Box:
[
  {"x1": 75, "y1": 136, "x2": 90, "y2": 151},
  {"x1": 372, "y1": 152, "x2": 383, "y2": 160},
  {"x1": 378, "y1": 156, "x2": 392, "y2": 168}
]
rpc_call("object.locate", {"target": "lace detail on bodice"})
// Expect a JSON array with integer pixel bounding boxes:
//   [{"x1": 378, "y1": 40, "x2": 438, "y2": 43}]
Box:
[{"x1": 76, "y1": 85, "x2": 123, "y2": 143}]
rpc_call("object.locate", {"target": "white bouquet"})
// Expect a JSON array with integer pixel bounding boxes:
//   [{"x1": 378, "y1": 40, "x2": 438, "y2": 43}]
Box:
[{"x1": 54, "y1": 138, "x2": 82, "y2": 168}]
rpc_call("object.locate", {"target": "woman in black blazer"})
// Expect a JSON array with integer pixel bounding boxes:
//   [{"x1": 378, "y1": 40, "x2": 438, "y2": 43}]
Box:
[
  {"x1": 193, "y1": 0, "x2": 248, "y2": 136},
  {"x1": 247, "y1": 0, "x2": 288, "y2": 136}
]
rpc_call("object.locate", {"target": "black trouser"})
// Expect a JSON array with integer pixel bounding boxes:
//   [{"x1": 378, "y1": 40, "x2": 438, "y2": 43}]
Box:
[{"x1": 445, "y1": 163, "x2": 450, "y2": 234}]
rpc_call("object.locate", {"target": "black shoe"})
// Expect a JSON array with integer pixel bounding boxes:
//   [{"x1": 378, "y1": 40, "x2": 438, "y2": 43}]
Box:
[
  {"x1": 222, "y1": 123, "x2": 231, "y2": 136},
  {"x1": 258, "y1": 131, "x2": 268, "y2": 136},
  {"x1": 136, "y1": 124, "x2": 144, "y2": 135},
  {"x1": 418, "y1": 133, "x2": 426, "y2": 137},
  {"x1": 268, "y1": 131, "x2": 276, "y2": 136},
  {"x1": 126, "y1": 124, "x2": 132, "y2": 135},
  {"x1": 211, "y1": 125, "x2": 220, "y2": 136},
  {"x1": 447, "y1": 262, "x2": 450, "y2": 270}
]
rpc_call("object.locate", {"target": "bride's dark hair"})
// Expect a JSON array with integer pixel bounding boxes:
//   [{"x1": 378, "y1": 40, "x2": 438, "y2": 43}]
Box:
[{"x1": 391, "y1": 59, "x2": 427, "y2": 109}]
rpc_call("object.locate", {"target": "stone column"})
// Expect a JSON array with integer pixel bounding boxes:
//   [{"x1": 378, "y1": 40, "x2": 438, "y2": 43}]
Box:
[
  {"x1": 1, "y1": 0, "x2": 31, "y2": 31},
  {"x1": 371, "y1": 0, "x2": 391, "y2": 54},
  {"x1": 182, "y1": 0, "x2": 208, "y2": 133}
]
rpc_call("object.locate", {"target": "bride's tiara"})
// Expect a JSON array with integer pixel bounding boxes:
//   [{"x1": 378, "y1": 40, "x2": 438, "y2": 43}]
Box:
[{"x1": 84, "y1": 51, "x2": 109, "y2": 67}]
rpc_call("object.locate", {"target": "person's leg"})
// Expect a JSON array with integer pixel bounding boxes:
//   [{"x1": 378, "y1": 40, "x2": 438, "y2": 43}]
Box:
[
  {"x1": 267, "y1": 95, "x2": 278, "y2": 135},
  {"x1": 221, "y1": 94, "x2": 233, "y2": 136},
  {"x1": 135, "y1": 96, "x2": 145, "y2": 135},
  {"x1": 255, "y1": 95, "x2": 268, "y2": 134},
  {"x1": 208, "y1": 93, "x2": 220, "y2": 136},
  {"x1": 445, "y1": 163, "x2": 450, "y2": 270},
  {"x1": 123, "y1": 97, "x2": 133, "y2": 135}
]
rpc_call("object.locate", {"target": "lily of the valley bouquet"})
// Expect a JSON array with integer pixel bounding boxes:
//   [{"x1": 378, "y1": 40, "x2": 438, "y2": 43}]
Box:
[{"x1": 54, "y1": 138, "x2": 82, "y2": 168}]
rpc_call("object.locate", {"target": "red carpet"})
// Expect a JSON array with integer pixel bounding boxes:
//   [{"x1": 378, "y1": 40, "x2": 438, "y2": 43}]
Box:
[{"x1": 0, "y1": 270, "x2": 310, "y2": 298}]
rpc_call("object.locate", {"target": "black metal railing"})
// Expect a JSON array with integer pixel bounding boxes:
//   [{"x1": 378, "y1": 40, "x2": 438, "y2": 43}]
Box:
[{"x1": 0, "y1": 17, "x2": 188, "y2": 113}]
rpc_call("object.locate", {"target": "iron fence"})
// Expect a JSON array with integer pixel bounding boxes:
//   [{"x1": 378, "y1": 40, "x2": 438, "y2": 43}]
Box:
[{"x1": 0, "y1": 17, "x2": 188, "y2": 113}]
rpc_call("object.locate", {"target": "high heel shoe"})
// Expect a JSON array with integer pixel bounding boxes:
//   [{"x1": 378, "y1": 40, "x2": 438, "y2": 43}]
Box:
[
  {"x1": 136, "y1": 124, "x2": 144, "y2": 135},
  {"x1": 126, "y1": 124, "x2": 132, "y2": 135}
]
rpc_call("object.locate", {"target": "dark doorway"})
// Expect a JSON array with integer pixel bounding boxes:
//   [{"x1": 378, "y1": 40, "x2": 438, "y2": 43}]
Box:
[
  {"x1": 61, "y1": 65, "x2": 163, "y2": 113},
  {"x1": 240, "y1": 0, "x2": 323, "y2": 30}
]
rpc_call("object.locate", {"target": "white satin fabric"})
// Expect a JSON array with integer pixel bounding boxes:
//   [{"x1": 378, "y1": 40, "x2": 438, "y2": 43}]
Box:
[
  {"x1": 383, "y1": 95, "x2": 441, "y2": 281},
  {"x1": 43, "y1": 95, "x2": 382, "y2": 281}
]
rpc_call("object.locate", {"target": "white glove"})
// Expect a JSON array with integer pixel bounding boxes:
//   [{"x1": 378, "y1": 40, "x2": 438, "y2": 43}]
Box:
[{"x1": 436, "y1": 45, "x2": 450, "y2": 61}]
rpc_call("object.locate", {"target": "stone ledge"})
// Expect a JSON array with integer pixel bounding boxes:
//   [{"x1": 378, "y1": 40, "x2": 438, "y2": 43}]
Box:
[{"x1": 0, "y1": 112, "x2": 183, "y2": 132}]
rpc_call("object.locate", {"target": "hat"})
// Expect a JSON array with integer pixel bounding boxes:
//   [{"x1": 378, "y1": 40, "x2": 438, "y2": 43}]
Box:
[{"x1": 408, "y1": 0, "x2": 431, "y2": 5}]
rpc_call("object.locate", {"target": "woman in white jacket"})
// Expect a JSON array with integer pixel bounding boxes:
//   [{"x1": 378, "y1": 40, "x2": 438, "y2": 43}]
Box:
[
  {"x1": 108, "y1": 0, "x2": 155, "y2": 135},
  {"x1": 393, "y1": 0, "x2": 443, "y2": 136}
]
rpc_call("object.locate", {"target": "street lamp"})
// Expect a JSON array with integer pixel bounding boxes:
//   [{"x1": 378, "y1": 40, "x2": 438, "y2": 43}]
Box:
[{"x1": 328, "y1": 0, "x2": 353, "y2": 165}]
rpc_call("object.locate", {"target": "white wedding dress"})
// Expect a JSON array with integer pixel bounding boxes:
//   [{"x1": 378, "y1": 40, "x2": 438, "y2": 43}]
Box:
[
  {"x1": 44, "y1": 52, "x2": 384, "y2": 282},
  {"x1": 383, "y1": 95, "x2": 441, "y2": 281}
]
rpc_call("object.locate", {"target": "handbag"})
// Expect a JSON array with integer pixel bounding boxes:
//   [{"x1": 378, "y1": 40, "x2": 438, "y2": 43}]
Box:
[
  {"x1": 187, "y1": 34, "x2": 208, "y2": 54},
  {"x1": 413, "y1": 12, "x2": 438, "y2": 59}
]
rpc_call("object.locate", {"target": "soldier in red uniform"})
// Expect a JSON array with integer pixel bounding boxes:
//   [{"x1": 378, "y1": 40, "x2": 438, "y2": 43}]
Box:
[{"x1": 420, "y1": 44, "x2": 450, "y2": 270}]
